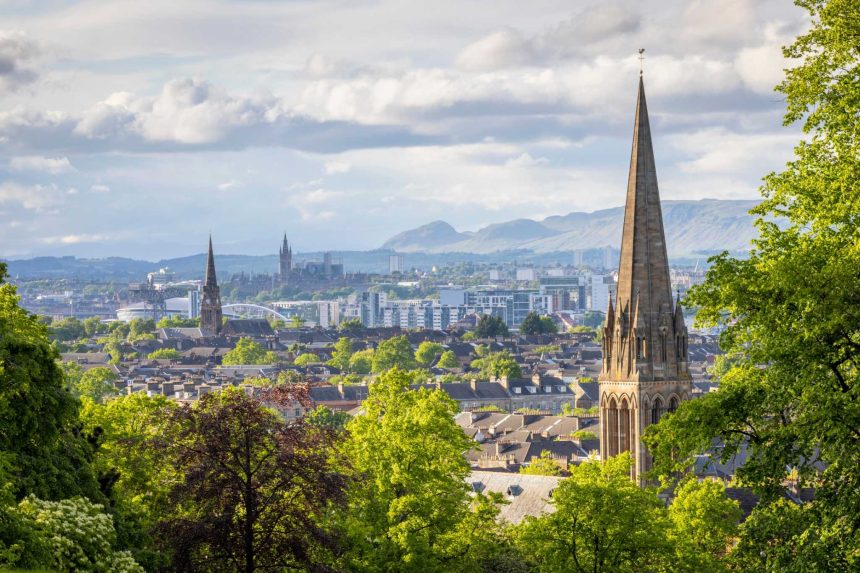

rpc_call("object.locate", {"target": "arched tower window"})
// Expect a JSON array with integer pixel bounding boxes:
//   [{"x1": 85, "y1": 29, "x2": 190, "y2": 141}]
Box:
[
  {"x1": 606, "y1": 397, "x2": 619, "y2": 457},
  {"x1": 619, "y1": 397, "x2": 631, "y2": 454},
  {"x1": 651, "y1": 396, "x2": 663, "y2": 425},
  {"x1": 668, "y1": 396, "x2": 679, "y2": 414}
]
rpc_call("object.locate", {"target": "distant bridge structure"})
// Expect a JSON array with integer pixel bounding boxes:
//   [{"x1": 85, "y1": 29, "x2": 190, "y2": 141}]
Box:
[{"x1": 222, "y1": 303, "x2": 290, "y2": 322}]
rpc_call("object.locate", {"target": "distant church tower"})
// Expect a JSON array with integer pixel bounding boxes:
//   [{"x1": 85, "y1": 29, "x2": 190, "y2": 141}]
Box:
[
  {"x1": 278, "y1": 234, "x2": 292, "y2": 285},
  {"x1": 598, "y1": 74, "x2": 691, "y2": 479},
  {"x1": 200, "y1": 236, "x2": 223, "y2": 336}
]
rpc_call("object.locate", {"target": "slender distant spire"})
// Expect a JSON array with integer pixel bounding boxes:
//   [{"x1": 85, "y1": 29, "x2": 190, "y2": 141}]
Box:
[
  {"x1": 200, "y1": 235, "x2": 223, "y2": 336},
  {"x1": 204, "y1": 235, "x2": 218, "y2": 287}
]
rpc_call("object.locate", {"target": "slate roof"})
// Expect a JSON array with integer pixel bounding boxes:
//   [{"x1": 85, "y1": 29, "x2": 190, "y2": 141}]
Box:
[
  {"x1": 223, "y1": 319, "x2": 274, "y2": 337},
  {"x1": 468, "y1": 471, "x2": 561, "y2": 524}
]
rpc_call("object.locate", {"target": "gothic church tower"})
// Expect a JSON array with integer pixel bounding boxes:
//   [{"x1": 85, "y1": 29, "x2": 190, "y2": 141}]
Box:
[
  {"x1": 278, "y1": 234, "x2": 292, "y2": 285},
  {"x1": 598, "y1": 75, "x2": 692, "y2": 479},
  {"x1": 200, "y1": 236, "x2": 223, "y2": 336}
]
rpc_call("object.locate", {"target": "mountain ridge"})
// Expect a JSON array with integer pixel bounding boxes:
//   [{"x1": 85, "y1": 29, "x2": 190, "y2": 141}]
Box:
[{"x1": 381, "y1": 199, "x2": 760, "y2": 255}]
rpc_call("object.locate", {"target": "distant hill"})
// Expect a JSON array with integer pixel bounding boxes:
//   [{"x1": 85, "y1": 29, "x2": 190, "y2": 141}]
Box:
[
  {"x1": 381, "y1": 199, "x2": 760, "y2": 255},
  {"x1": 381, "y1": 221, "x2": 470, "y2": 251}
]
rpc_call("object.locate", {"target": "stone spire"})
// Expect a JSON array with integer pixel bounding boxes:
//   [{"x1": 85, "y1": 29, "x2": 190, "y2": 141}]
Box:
[
  {"x1": 600, "y1": 76, "x2": 689, "y2": 383},
  {"x1": 200, "y1": 235, "x2": 223, "y2": 336},
  {"x1": 204, "y1": 235, "x2": 218, "y2": 288},
  {"x1": 278, "y1": 233, "x2": 292, "y2": 285}
]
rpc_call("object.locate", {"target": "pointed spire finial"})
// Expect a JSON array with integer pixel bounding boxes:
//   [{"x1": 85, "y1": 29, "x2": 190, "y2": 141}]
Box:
[
  {"x1": 205, "y1": 235, "x2": 217, "y2": 287},
  {"x1": 638, "y1": 48, "x2": 645, "y2": 76}
]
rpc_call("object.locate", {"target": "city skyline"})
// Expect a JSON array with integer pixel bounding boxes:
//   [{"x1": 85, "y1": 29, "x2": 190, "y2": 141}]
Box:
[{"x1": 0, "y1": 0, "x2": 808, "y2": 259}]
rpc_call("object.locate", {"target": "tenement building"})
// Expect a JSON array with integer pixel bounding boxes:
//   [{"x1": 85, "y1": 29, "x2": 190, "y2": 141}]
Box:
[{"x1": 598, "y1": 75, "x2": 692, "y2": 479}]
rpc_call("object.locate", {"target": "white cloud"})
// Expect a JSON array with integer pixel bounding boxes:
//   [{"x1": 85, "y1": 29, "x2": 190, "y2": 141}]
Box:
[
  {"x1": 456, "y1": 28, "x2": 534, "y2": 71},
  {"x1": 89, "y1": 184, "x2": 111, "y2": 193},
  {"x1": 41, "y1": 233, "x2": 109, "y2": 244},
  {"x1": 301, "y1": 188, "x2": 344, "y2": 204},
  {"x1": 324, "y1": 161, "x2": 351, "y2": 174},
  {"x1": 10, "y1": 155, "x2": 75, "y2": 174},
  {"x1": 0, "y1": 182, "x2": 65, "y2": 211},
  {"x1": 505, "y1": 152, "x2": 549, "y2": 167},
  {"x1": 217, "y1": 179, "x2": 240, "y2": 191}
]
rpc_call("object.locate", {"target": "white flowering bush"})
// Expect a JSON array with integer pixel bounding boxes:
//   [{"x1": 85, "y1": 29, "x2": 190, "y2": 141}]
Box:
[{"x1": 13, "y1": 495, "x2": 144, "y2": 573}]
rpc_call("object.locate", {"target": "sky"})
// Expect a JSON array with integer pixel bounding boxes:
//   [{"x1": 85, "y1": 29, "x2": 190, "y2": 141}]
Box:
[{"x1": 0, "y1": 0, "x2": 809, "y2": 260}]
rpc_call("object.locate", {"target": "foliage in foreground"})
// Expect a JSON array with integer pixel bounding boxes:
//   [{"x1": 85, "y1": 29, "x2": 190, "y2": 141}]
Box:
[
  {"x1": 644, "y1": 0, "x2": 860, "y2": 568},
  {"x1": 514, "y1": 455, "x2": 739, "y2": 573}
]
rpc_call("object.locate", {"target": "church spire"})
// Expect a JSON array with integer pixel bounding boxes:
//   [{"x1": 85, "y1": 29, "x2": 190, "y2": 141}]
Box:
[
  {"x1": 204, "y1": 235, "x2": 217, "y2": 288},
  {"x1": 200, "y1": 235, "x2": 223, "y2": 336},
  {"x1": 602, "y1": 75, "x2": 685, "y2": 382},
  {"x1": 598, "y1": 70, "x2": 692, "y2": 481}
]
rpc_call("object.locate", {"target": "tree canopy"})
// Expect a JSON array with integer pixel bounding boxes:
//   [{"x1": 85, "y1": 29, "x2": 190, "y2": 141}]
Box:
[
  {"x1": 221, "y1": 338, "x2": 278, "y2": 366},
  {"x1": 471, "y1": 350, "x2": 522, "y2": 380},
  {"x1": 474, "y1": 314, "x2": 509, "y2": 338},
  {"x1": 371, "y1": 335, "x2": 416, "y2": 373},
  {"x1": 518, "y1": 312, "x2": 557, "y2": 335},
  {"x1": 643, "y1": 1, "x2": 860, "y2": 567},
  {"x1": 337, "y1": 368, "x2": 496, "y2": 571}
]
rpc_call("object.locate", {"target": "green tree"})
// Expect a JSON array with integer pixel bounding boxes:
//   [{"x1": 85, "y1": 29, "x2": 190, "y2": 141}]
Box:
[
  {"x1": 668, "y1": 478, "x2": 740, "y2": 573},
  {"x1": 338, "y1": 317, "x2": 364, "y2": 333},
  {"x1": 222, "y1": 337, "x2": 278, "y2": 365},
  {"x1": 101, "y1": 334, "x2": 124, "y2": 365},
  {"x1": 338, "y1": 368, "x2": 496, "y2": 571},
  {"x1": 7, "y1": 495, "x2": 144, "y2": 573},
  {"x1": 472, "y1": 350, "x2": 522, "y2": 380},
  {"x1": 80, "y1": 393, "x2": 178, "y2": 568},
  {"x1": 539, "y1": 316, "x2": 557, "y2": 334},
  {"x1": 728, "y1": 499, "x2": 822, "y2": 572},
  {"x1": 127, "y1": 319, "x2": 155, "y2": 343},
  {"x1": 327, "y1": 336, "x2": 354, "y2": 371},
  {"x1": 294, "y1": 352, "x2": 320, "y2": 366},
  {"x1": 415, "y1": 341, "x2": 444, "y2": 367},
  {"x1": 304, "y1": 405, "x2": 351, "y2": 432},
  {"x1": 437, "y1": 350, "x2": 459, "y2": 369},
  {"x1": 371, "y1": 335, "x2": 416, "y2": 373},
  {"x1": 155, "y1": 316, "x2": 198, "y2": 328},
  {"x1": 519, "y1": 450, "x2": 563, "y2": 476},
  {"x1": 289, "y1": 315, "x2": 305, "y2": 328},
  {"x1": 82, "y1": 316, "x2": 107, "y2": 337},
  {"x1": 570, "y1": 430, "x2": 598, "y2": 441},
  {"x1": 643, "y1": 3, "x2": 860, "y2": 567},
  {"x1": 348, "y1": 349, "x2": 374, "y2": 375},
  {"x1": 514, "y1": 453, "x2": 674, "y2": 573},
  {"x1": 146, "y1": 348, "x2": 180, "y2": 360},
  {"x1": 61, "y1": 360, "x2": 84, "y2": 391},
  {"x1": 519, "y1": 312, "x2": 543, "y2": 335},
  {"x1": 0, "y1": 267, "x2": 101, "y2": 501},
  {"x1": 75, "y1": 367, "x2": 119, "y2": 402},
  {"x1": 50, "y1": 317, "x2": 85, "y2": 342},
  {"x1": 474, "y1": 314, "x2": 508, "y2": 338}
]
